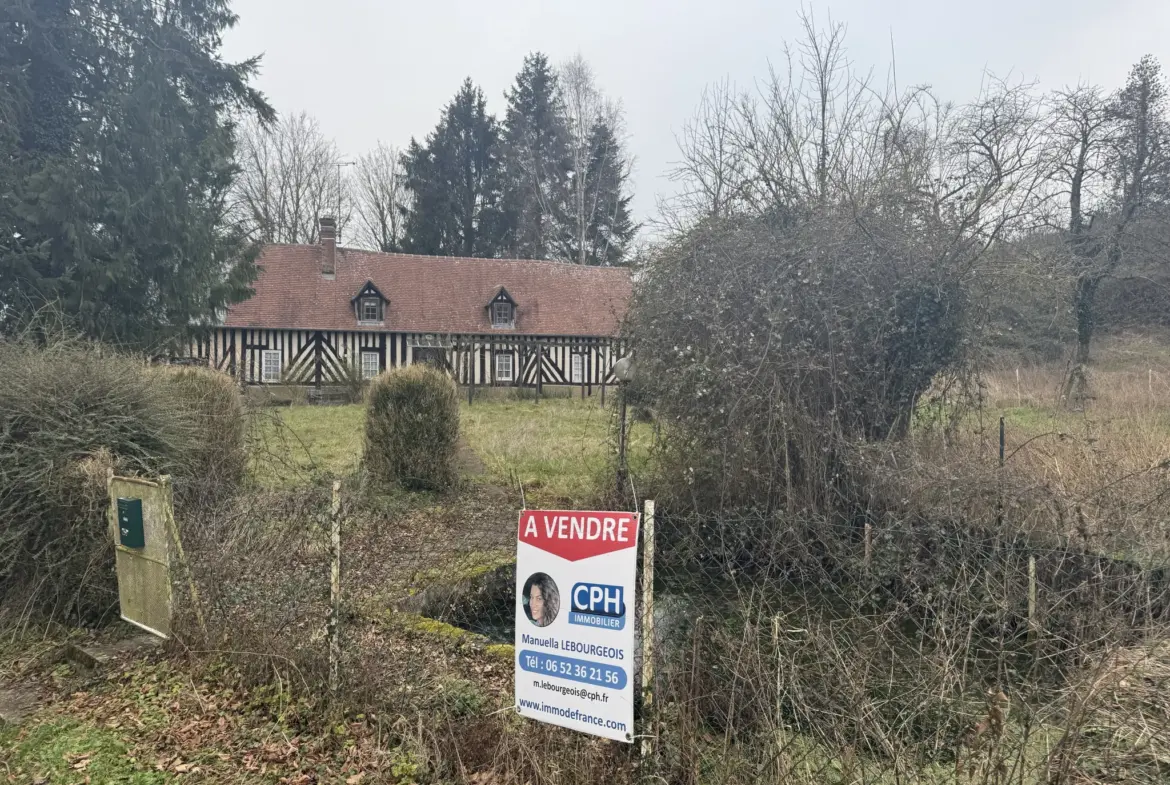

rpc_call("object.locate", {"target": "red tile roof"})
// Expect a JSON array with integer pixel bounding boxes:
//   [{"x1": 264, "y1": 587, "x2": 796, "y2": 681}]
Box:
[{"x1": 225, "y1": 245, "x2": 633, "y2": 337}]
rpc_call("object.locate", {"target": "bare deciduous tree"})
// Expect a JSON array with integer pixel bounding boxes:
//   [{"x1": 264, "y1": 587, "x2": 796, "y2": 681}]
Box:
[
  {"x1": 661, "y1": 78, "x2": 746, "y2": 227},
  {"x1": 664, "y1": 9, "x2": 1049, "y2": 258},
  {"x1": 1048, "y1": 58, "x2": 1170, "y2": 399},
  {"x1": 738, "y1": 10, "x2": 873, "y2": 211},
  {"x1": 557, "y1": 55, "x2": 634, "y2": 264},
  {"x1": 233, "y1": 111, "x2": 353, "y2": 245},
  {"x1": 353, "y1": 142, "x2": 409, "y2": 253}
]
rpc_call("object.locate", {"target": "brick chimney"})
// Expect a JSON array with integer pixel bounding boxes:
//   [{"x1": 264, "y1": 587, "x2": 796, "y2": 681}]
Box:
[{"x1": 319, "y1": 216, "x2": 337, "y2": 277}]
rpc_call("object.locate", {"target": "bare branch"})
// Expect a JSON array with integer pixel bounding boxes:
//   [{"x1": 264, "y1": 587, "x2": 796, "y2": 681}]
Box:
[
  {"x1": 353, "y1": 142, "x2": 409, "y2": 253},
  {"x1": 232, "y1": 111, "x2": 353, "y2": 245}
]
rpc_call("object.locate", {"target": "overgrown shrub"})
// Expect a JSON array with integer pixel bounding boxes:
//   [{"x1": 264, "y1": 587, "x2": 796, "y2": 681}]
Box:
[
  {"x1": 629, "y1": 212, "x2": 969, "y2": 511},
  {"x1": 364, "y1": 365, "x2": 460, "y2": 491},
  {"x1": 158, "y1": 365, "x2": 247, "y2": 504},
  {"x1": 0, "y1": 339, "x2": 248, "y2": 621},
  {"x1": 0, "y1": 341, "x2": 183, "y2": 618}
]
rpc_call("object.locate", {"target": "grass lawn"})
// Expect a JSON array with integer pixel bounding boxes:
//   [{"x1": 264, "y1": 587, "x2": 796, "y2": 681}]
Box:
[
  {"x1": 0, "y1": 719, "x2": 174, "y2": 785},
  {"x1": 252, "y1": 395, "x2": 652, "y2": 506},
  {"x1": 461, "y1": 397, "x2": 652, "y2": 505},
  {"x1": 251, "y1": 403, "x2": 364, "y2": 484}
]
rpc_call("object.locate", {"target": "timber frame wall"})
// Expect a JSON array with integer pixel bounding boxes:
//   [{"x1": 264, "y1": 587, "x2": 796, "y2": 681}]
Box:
[{"x1": 188, "y1": 328, "x2": 628, "y2": 389}]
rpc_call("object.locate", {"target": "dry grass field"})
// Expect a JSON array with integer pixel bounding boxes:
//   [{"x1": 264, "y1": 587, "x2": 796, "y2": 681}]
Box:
[{"x1": 972, "y1": 332, "x2": 1170, "y2": 560}]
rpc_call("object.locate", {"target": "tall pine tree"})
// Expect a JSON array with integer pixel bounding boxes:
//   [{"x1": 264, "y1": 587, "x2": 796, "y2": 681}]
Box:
[
  {"x1": 401, "y1": 79, "x2": 505, "y2": 257},
  {"x1": 0, "y1": 0, "x2": 273, "y2": 348},
  {"x1": 499, "y1": 53, "x2": 571, "y2": 259},
  {"x1": 582, "y1": 121, "x2": 635, "y2": 265}
]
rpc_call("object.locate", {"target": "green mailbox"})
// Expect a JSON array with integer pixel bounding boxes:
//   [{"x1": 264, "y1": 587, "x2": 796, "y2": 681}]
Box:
[{"x1": 117, "y1": 497, "x2": 145, "y2": 549}]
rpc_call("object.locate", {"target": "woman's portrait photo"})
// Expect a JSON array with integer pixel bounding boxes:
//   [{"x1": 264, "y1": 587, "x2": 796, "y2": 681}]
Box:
[{"x1": 523, "y1": 573, "x2": 560, "y2": 628}]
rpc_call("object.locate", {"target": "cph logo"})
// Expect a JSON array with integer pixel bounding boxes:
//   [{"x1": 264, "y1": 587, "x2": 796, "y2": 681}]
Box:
[
  {"x1": 569, "y1": 583, "x2": 626, "y2": 630},
  {"x1": 571, "y1": 583, "x2": 625, "y2": 618}
]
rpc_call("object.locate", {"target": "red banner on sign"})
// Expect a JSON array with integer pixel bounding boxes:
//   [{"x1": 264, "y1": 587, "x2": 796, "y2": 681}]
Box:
[{"x1": 517, "y1": 510, "x2": 640, "y2": 562}]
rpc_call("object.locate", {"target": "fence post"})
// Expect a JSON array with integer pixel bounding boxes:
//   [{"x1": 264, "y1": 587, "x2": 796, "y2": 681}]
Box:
[
  {"x1": 328, "y1": 479, "x2": 342, "y2": 697},
  {"x1": 617, "y1": 385, "x2": 629, "y2": 500},
  {"x1": 999, "y1": 416, "x2": 1005, "y2": 467},
  {"x1": 640, "y1": 499, "x2": 656, "y2": 759},
  {"x1": 1027, "y1": 554, "x2": 1038, "y2": 648},
  {"x1": 162, "y1": 475, "x2": 207, "y2": 639},
  {"x1": 863, "y1": 521, "x2": 872, "y2": 570},
  {"x1": 996, "y1": 417, "x2": 1005, "y2": 529}
]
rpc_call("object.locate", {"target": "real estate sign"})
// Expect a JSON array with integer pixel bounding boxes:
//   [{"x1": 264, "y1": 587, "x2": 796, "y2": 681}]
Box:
[{"x1": 514, "y1": 509, "x2": 641, "y2": 742}]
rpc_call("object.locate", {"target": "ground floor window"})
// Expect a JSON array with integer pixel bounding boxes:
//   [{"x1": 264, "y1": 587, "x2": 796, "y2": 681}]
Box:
[
  {"x1": 361, "y1": 351, "x2": 380, "y2": 380},
  {"x1": 571, "y1": 352, "x2": 584, "y2": 384},
  {"x1": 261, "y1": 350, "x2": 281, "y2": 383},
  {"x1": 495, "y1": 352, "x2": 514, "y2": 382}
]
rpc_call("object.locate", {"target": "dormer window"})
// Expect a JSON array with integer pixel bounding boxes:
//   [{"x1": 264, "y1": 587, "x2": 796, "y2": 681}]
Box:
[
  {"x1": 487, "y1": 287, "x2": 517, "y2": 329},
  {"x1": 351, "y1": 280, "x2": 387, "y2": 325}
]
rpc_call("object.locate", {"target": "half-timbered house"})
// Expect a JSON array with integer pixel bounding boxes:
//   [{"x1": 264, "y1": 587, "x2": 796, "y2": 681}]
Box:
[{"x1": 187, "y1": 218, "x2": 632, "y2": 391}]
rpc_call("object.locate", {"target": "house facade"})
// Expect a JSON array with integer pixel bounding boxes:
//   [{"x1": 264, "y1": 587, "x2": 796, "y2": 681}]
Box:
[{"x1": 187, "y1": 219, "x2": 633, "y2": 390}]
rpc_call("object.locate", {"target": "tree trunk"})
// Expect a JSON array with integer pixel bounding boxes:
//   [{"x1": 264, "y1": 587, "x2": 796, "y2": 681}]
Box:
[{"x1": 1064, "y1": 273, "x2": 1099, "y2": 404}]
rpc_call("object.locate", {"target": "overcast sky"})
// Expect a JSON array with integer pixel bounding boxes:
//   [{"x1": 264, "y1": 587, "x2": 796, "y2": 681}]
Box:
[{"x1": 222, "y1": 0, "x2": 1170, "y2": 227}]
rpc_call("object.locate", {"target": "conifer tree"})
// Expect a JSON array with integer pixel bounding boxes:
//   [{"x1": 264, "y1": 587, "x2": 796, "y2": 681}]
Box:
[
  {"x1": 401, "y1": 79, "x2": 506, "y2": 257},
  {"x1": 499, "y1": 53, "x2": 571, "y2": 259},
  {"x1": 583, "y1": 121, "x2": 636, "y2": 265},
  {"x1": 0, "y1": 0, "x2": 273, "y2": 348}
]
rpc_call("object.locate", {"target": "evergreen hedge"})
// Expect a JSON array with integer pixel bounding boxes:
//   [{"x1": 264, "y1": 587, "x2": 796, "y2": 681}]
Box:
[{"x1": 364, "y1": 365, "x2": 460, "y2": 492}]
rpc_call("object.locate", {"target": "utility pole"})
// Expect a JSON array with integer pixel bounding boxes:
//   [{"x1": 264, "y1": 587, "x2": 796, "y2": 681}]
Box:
[{"x1": 334, "y1": 160, "x2": 355, "y2": 243}]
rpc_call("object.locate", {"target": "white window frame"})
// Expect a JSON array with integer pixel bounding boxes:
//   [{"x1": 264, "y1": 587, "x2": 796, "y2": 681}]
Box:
[
  {"x1": 360, "y1": 297, "x2": 380, "y2": 323},
  {"x1": 361, "y1": 351, "x2": 380, "y2": 380},
  {"x1": 570, "y1": 352, "x2": 584, "y2": 384},
  {"x1": 261, "y1": 350, "x2": 282, "y2": 384},
  {"x1": 495, "y1": 352, "x2": 514, "y2": 382},
  {"x1": 491, "y1": 301, "x2": 513, "y2": 328}
]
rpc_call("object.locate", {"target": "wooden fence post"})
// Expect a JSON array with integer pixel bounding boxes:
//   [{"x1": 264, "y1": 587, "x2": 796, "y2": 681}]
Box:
[
  {"x1": 640, "y1": 499, "x2": 656, "y2": 759},
  {"x1": 1027, "y1": 555, "x2": 1038, "y2": 648},
  {"x1": 328, "y1": 480, "x2": 342, "y2": 697},
  {"x1": 863, "y1": 521, "x2": 872, "y2": 570},
  {"x1": 162, "y1": 475, "x2": 206, "y2": 639},
  {"x1": 617, "y1": 386, "x2": 629, "y2": 500}
]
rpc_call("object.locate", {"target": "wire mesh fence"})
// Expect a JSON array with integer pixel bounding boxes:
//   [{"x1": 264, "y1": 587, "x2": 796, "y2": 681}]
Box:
[
  {"x1": 158, "y1": 401, "x2": 1170, "y2": 785},
  {"x1": 639, "y1": 503, "x2": 1170, "y2": 784},
  {"x1": 170, "y1": 480, "x2": 1170, "y2": 784}
]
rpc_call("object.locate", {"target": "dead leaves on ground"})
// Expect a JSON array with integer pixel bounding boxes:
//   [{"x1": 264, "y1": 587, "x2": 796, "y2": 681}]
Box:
[
  {"x1": 66, "y1": 752, "x2": 91, "y2": 771},
  {"x1": 154, "y1": 754, "x2": 202, "y2": 775}
]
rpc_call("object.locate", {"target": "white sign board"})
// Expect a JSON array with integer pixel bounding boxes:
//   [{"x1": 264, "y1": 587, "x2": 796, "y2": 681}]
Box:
[{"x1": 514, "y1": 509, "x2": 641, "y2": 742}]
